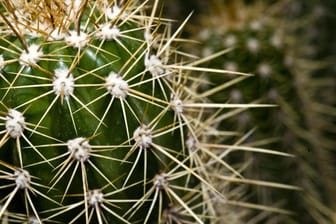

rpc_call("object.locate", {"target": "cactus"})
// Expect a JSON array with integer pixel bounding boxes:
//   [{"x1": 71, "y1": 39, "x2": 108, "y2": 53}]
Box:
[
  {"x1": 291, "y1": 1, "x2": 336, "y2": 221},
  {"x1": 188, "y1": 0, "x2": 336, "y2": 223},
  {"x1": 0, "y1": 0, "x2": 291, "y2": 223}
]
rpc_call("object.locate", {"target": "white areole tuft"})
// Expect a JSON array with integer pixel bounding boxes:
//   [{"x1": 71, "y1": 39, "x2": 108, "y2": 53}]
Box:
[
  {"x1": 19, "y1": 44, "x2": 43, "y2": 66},
  {"x1": 105, "y1": 72, "x2": 129, "y2": 99},
  {"x1": 53, "y1": 67, "x2": 75, "y2": 100},
  {"x1": 5, "y1": 109, "x2": 26, "y2": 138}
]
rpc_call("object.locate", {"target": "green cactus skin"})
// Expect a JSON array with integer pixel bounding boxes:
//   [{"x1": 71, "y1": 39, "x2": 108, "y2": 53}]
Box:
[
  {"x1": 0, "y1": 0, "x2": 238, "y2": 223},
  {"x1": 188, "y1": 0, "x2": 336, "y2": 223}
]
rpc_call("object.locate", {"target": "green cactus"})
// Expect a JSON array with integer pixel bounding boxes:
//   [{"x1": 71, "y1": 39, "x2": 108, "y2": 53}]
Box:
[{"x1": 0, "y1": 0, "x2": 286, "y2": 223}]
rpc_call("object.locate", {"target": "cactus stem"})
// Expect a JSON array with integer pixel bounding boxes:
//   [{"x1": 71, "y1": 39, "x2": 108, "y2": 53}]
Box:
[
  {"x1": 169, "y1": 64, "x2": 252, "y2": 76},
  {"x1": 4, "y1": 109, "x2": 25, "y2": 139},
  {"x1": 88, "y1": 189, "x2": 104, "y2": 206},
  {"x1": 21, "y1": 131, "x2": 55, "y2": 168},
  {"x1": 2, "y1": 66, "x2": 25, "y2": 101},
  {"x1": 44, "y1": 186, "x2": 137, "y2": 224},
  {"x1": 0, "y1": 185, "x2": 20, "y2": 219},
  {"x1": 151, "y1": 142, "x2": 225, "y2": 200},
  {"x1": 195, "y1": 141, "x2": 245, "y2": 179},
  {"x1": 202, "y1": 143, "x2": 294, "y2": 159},
  {"x1": 133, "y1": 125, "x2": 152, "y2": 150},
  {"x1": 165, "y1": 186, "x2": 203, "y2": 224},
  {"x1": 122, "y1": 125, "x2": 152, "y2": 189},
  {"x1": 0, "y1": 46, "x2": 19, "y2": 58},
  {"x1": 31, "y1": 95, "x2": 60, "y2": 136},
  {"x1": 19, "y1": 44, "x2": 44, "y2": 66},
  {"x1": 182, "y1": 102, "x2": 275, "y2": 109},
  {"x1": 90, "y1": 91, "x2": 135, "y2": 139},
  {"x1": 75, "y1": 0, "x2": 88, "y2": 35},
  {"x1": 105, "y1": 72, "x2": 129, "y2": 99},
  {"x1": 65, "y1": 30, "x2": 90, "y2": 49},
  {"x1": 0, "y1": 0, "x2": 286, "y2": 221},
  {"x1": 0, "y1": 163, "x2": 60, "y2": 220},
  {"x1": 144, "y1": 187, "x2": 159, "y2": 224},
  {"x1": 158, "y1": 13, "x2": 193, "y2": 57},
  {"x1": 99, "y1": 203, "x2": 132, "y2": 224},
  {"x1": 124, "y1": 181, "x2": 157, "y2": 220},
  {"x1": 127, "y1": 170, "x2": 206, "y2": 223},
  {"x1": 53, "y1": 67, "x2": 75, "y2": 102},
  {"x1": 0, "y1": 9, "x2": 28, "y2": 53},
  {"x1": 145, "y1": 54, "x2": 165, "y2": 77},
  {"x1": 96, "y1": 24, "x2": 121, "y2": 40},
  {"x1": 68, "y1": 137, "x2": 91, "y2": 162},
  {"x1": 127, "y1": 88, "x2": 167, "y2": 106},
  {"x1": 28, "y1": 216, "x2": 39, "y2": 224},
  {"x1": 44, "y1": 137, "x2": 141, "y2": 202},
  {"x1": 170, "y1": 95, "x2": 183, "y2": 114},
  {"x1": 0, "y1": 107, "x2": 55, "y2": 168}
]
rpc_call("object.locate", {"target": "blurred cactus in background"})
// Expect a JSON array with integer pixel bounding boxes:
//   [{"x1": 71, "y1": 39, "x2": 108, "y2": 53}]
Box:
[{"x1": 180, "y1": 0, "x2": 336, "y2": 223}]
